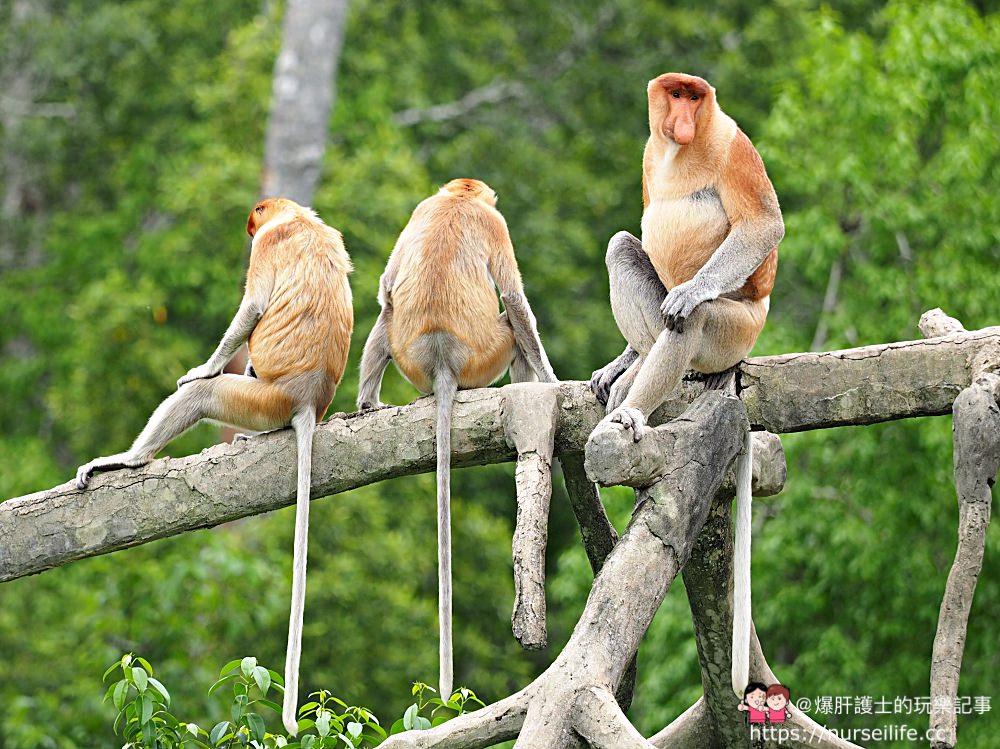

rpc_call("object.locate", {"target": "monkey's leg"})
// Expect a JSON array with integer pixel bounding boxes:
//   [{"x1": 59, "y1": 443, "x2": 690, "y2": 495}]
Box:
[
  {"x1": 500, "y1": 292, "x2": 556, "y2": 383},
  {"x1": 603, "y1": 297, "x2": 765, "y2": 440},
  {"x1": 604, "y1": 356, "x2": 644, "y2": 412},
  {"x1": 606, "y1": 231, "x2": 668, "y2": 354},
  {"x1": 357, "y1": 307, "x2": 393, "y2": 410},
  {"x1": 607, "y1": 310, "x2": 706, "y2": 439},
  {"x1": 76, "y1": 375, "x2": 292, "y2": 488}
]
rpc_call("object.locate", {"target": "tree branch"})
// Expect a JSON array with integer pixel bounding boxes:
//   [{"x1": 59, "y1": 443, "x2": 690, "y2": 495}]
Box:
[
  {"x1": 929, "y1": 372, "x2": 1000, "y2": 749},
  {"x1": 3, "y1": 325, "x2": 998, "y2": 582}
]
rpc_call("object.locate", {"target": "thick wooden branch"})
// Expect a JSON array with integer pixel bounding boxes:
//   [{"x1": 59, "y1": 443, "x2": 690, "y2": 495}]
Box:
[
  {"x1": 502, "y1": 384, "x2": 559, "y2": 650},
  {"x1": 681, "y1": 491, "x2": 862, "y2": 749},
  {"x1": 929, "y1": 373, "x2": 1000, "y2": 749},
  {"x1": 3, "y1": 326, "x2": 998, "y2": 583},
  {"x1": 574, "y1": 687, "x2": 655, "y2": 749}
]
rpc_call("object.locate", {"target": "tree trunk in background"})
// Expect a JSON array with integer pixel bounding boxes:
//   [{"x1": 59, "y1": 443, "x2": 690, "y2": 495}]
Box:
[
  {"x1": 224, "y1": 0, "x2": 350, "y2": 438},
  {"x1": 260, "y1": 0, "x2": 350, "y2": 203}
]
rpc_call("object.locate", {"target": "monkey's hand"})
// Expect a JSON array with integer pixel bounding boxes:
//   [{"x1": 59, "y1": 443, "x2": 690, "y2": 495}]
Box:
[
  {"x1": 605, "y1": 406, "x2": 647, "y2": 442},
  {"x1": 177, "y1": 363, "x2": 221, "y2": 389},
  {"x1": 661, "y1": 279, "x2": 718, "y2": 333}
]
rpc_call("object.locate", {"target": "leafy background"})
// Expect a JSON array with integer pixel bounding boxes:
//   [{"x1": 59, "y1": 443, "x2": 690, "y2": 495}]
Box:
[{"x1": 1, "y1": 0, "x2": 998, "y2": 746}]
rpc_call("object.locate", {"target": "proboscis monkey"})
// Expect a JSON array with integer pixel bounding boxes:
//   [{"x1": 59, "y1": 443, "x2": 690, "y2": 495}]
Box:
[
  {"x1": 589, "y1": 73, "x2": 783, "y2": 698},
  {"x1": 356, "y1": 178, "x2": 556, "y2": 699},
  {"x1": 75, "y1": 198, "x2": 354, "y2": 735}
]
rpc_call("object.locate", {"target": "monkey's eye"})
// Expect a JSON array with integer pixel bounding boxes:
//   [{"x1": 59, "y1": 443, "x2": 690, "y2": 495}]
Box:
[
  {"x1": 691, "y1": 94, "x2": 699, "y2": 101},
  {"x1": 672, "y1": 91, "x2": 681, "y2": 98},
  {"x1": 255, "y1": 206, "x2": 264, "y2": 214}
]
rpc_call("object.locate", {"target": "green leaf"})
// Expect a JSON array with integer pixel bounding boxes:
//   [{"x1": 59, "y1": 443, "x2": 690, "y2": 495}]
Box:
[
  {"x1": 365, "y1": 723, "x2": 387, "y2": 739},
  {"x1": 136, "y1": 656, "x2": 154, "y2": 675},
  {"x1": 208, "y1": 673, "x2": 239, "y2": 697},
  {"x1": 149, "y1": 676, "x2": 171, "y2": 706},
  {"x1": 240, "y1": 657, "x2": 258, "y2": 678},
  {"x1": 415, "y1": 716, "x2": 431, "y2": 731},
  {"x1": 219, "y1": 659, "x2": 243, "y2": 677},
  {"x1": 267, "y1": 669, "x2": 285, "y2": 687},
  {"x1": 210, "y1": 721, "x2": 231, "y2": 746},
  {"x1": 300, "y1": 736, "x2": 316, "y2": 749},
  {"x1": 316, "y1": 710, "x2": 332, "y2": 737},
  {"x1": 346, "y1": 722, "x2": 362, "y2": 739},
  {"x1": 252, "y1": 665, "x2": 271, "y2": 695},
  {"x1": 142, "y1": 719, "x2": 156, "y2": 746},
  {"x1": 108, "y1": 680, "x2": 127, "y2": 707},
  {"x1": 104, "y1": 660, "x2": 123, "y2": 681},
  {"x1": 141, "y1": 691, "x2": 154, "y2": 725},
  {"x1": 232, "y1": 693, "x2": 249, "y2": 723},
  {"x1": 132, "y1": 667, "x2": 149, "y2": 692},
  {"x1": 402, "y1": 704, "x2": 419, "y2": 731},
  {"x1": 185, "y1": 723, "x2": 202, "y2": 737},
  {"x1": 258, "y1": 698, "x2": 283, "y2": 713},
  {"x1": 246, "y1": 713, "x2": 266, "y2": 743},
  {"x1": 298, "y1": 701, "x2": 320, "y2": 716},
  {"x1": 389, "y1": 719, "x2": 405, "y2": 736}
]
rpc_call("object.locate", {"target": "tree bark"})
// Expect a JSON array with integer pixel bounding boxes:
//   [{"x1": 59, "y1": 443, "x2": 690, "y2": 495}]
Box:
[{"x1": 260, "y1": 0, "x2": 350, "y2": 203}]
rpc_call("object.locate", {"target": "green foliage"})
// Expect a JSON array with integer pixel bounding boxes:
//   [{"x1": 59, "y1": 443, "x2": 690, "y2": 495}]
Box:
[
  {"x1": 1, "y1": 0, "x2": 999, "y2": 747},
  {"x1": 99, "y1": 655, "x2": 481, "y2": 749}
]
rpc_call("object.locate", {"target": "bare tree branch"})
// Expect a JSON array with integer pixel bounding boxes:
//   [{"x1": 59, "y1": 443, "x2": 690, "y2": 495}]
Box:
[
  {"x1": 4, "y1": 325, "x2": 999, "y2": 583},
  {"x1": 929, "y1": 372, "x2": 1000, "y2": 749}
]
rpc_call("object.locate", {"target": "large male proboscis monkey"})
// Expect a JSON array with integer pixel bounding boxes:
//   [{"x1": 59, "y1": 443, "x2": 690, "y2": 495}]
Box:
[
  {"x1": 589, "y1": 73, "x2": 784, "y2": 698},
  {"x1": 75, "y1": 198, "x2": 354, "y2": 735},
  {"x1": 357, "y1": 178, "x2": 557, "y2": 699}
]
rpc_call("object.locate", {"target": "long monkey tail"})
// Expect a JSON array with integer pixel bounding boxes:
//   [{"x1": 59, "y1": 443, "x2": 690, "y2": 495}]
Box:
[
  {"x1": 283, "y1": 408, "x2": 317, "y2": 736},
  {"x1": 434, "y1": 366, "x2": 459, "y2": 703},
  {"x1": 731, "y1": 421, "x2": 753, "y2": 696}
]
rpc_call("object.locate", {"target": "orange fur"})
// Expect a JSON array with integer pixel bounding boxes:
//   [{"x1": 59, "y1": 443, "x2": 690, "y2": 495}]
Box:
[
  {"x1": 245, "y1": 199, "x2": 354, "y2": 413},
  {"x1": 643, "y1": 73, "x2": 780, "y2": 314},
  {"x1": 387, "y1": 179, "x2": 521, "y2": 391}
]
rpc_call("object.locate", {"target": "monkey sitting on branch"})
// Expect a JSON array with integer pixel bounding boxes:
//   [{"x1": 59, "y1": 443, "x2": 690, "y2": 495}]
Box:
[
  {"x1": 588, "y1": 73, "x2": 783, "y2": 700},
  {"x1": 75, "y1": 198, "x2": 354, "y2": 735},
  {"x1": 356, "y1": 178, "x2": 557, "y2": 700}
]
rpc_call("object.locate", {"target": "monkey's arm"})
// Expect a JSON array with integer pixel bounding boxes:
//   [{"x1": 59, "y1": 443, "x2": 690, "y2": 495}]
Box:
[
  {"x1": 500, "y1": 291, "x2": 557, "y2": 383},
  {"x1": 484, "y1": 214, "x2": 557, "y2": 383},
  {"x1": 357, "y1": 264, "x2": 400, "y2": 410},
  {"x1": 357, "y1": 306, "x2": 392, "y2": 410},
  {"x1": 177, "y1": 264, "x2": 273, "y2": 388},
  {"x1": 661, "y1": 135, "x2": 784, "y2": 332}
]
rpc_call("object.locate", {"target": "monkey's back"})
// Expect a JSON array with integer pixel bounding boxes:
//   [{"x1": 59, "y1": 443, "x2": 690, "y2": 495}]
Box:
[
  {"x1": 388, "y1": 196, "x2": 512, "y2": 390},
  {"x1": 248, "y1": 218, "x2": 354, "y2": 394}
]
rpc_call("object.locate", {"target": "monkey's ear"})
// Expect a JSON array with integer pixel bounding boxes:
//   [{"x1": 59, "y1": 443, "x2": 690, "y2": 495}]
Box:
[{"x1": 247, "y1": 214, "x2": 256, "y2": 237}]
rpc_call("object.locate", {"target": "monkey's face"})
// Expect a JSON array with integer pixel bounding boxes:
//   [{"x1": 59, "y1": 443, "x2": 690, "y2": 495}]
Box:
[
  {"x1": 648, "y1": 73, "x2": 713, "y2": 146},
  {"x1": 247, "y1": 198, "x2": 300, "y2": 237}
]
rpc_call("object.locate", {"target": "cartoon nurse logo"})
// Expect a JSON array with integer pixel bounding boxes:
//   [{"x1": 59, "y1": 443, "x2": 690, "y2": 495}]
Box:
[
  {"x1": 765, "y1": 684, "x2": 791, "y2": 723},
  {"x1": 737, "y1": 682, "x2": 768, "y2": 724},
  {"x1": 737, "y1": 682, "x2": 793, "y2": 726}
]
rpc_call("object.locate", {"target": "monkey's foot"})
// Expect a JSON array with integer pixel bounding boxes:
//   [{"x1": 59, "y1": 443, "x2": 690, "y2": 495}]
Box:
[
  {"x1": 355, "y1": 400, "x2": 386, "y2": 412},
  {"x1": 75, "y1": 463, "x2": 96, "y2": 490},
  {"x1": 590, "y1": 364, "x2": 625, "y2": 407},
  {"x1": 603, "y1": 406, "x2": 647, "y2": 442},
  {"x1": 701, "y1": 366, "x2": 739, "y2": 395},
  {"x1": 75, "y1": 453, "x2": 147, "y2": 490}
]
